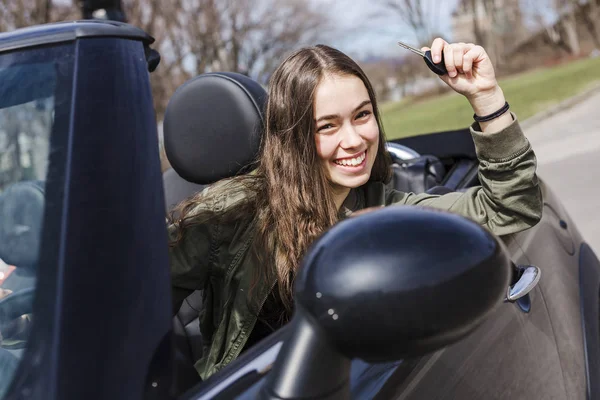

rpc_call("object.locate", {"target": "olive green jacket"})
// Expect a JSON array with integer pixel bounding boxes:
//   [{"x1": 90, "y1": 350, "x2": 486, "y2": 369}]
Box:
[{"x1": 169, "y1": 113, "x2": 543, "y2": 380}]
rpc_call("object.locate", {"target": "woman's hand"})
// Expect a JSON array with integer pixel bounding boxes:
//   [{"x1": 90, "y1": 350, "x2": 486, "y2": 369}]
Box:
[{"x1": 422, "y1": 38, "x2": 512, "y2": 132}]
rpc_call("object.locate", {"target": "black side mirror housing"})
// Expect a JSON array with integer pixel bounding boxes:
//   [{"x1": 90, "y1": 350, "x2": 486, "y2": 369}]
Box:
[{"x1": 260, "y1": 206, "x2": 512, "y2": 399}]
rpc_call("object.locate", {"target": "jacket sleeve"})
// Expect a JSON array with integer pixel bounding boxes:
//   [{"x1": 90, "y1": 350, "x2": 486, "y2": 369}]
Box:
[
  {"x1": 387, "y1": 113, "x2": 543, "y2": 236},
  {"x1": 168, "y1": 202, "x2": 216, "y2": 314}
]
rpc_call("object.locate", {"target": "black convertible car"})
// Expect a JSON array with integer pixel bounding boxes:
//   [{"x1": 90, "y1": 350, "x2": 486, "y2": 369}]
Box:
[{"x1": 0, "y1": 21, "x2": 598, "y2": 400}]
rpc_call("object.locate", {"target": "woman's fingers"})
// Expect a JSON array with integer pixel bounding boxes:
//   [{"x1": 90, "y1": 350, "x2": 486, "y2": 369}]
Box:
[
  {"x1": 454, "y1": 43, "x2": 465, "y2": 74},
  {"x1": 463, "y1": 45, "x2": 485, "y2": 67},
  {"x1": 427, "y1": 39, "x2": 486, "y2": 80},
  {"x1": 425, "y1": 39, "x2": 497, "y2": 97},
  {"x1": 461, "y1": 43, "x2": 476, "y2": 77},
  {"x1": 443, "y1": 44, "x2": 456, "y2": 77},
  {"x1": 430, "y1": 38, "x2": 446, "y2": 63}
]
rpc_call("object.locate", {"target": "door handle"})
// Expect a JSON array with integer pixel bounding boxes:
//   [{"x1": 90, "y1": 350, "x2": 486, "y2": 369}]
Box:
[{"x1": 505, "y1": 264, "x2": 541, "y2": 303}]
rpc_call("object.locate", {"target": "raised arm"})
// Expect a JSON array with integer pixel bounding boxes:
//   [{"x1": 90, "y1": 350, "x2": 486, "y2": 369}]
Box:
[{"x1": 388, "y1": 39, "x2": 542, "y2": 235}]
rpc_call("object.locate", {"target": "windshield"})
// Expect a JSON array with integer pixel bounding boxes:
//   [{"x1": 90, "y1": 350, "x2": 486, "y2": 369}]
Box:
[{"x1": 0, "y1": 44, "x2": 74, "y2": 397}]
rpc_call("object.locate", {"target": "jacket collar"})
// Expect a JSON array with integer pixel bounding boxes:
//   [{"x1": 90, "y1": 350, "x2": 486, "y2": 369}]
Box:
[{"x1": 339, "y1": 181, "x2": 387, "y2": 218}]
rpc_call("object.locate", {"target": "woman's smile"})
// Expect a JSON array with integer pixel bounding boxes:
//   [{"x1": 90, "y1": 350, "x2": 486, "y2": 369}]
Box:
[{"x1": 332, "y1": 150, "x2": 367, "y2": 170}]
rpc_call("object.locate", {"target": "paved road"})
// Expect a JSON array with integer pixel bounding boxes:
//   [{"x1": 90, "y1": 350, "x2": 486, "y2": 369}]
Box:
[{"x1": 524, "y1": 90, "x2": 600, "y2": 254}]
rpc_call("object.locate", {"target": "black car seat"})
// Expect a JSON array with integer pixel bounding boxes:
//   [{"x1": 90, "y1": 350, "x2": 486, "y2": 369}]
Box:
[
  {"x1": 162, "y1": 72, "x2": 266, "y2": 391},
  {"x1": 0, "y1": 180, "x2": 45, "y2": 271},
  {"x1": 388, "y1": 155, "x2": 447, "y2": 194},
  {"x1": 385, "y1": 142, "x2": 449, "y2": 194},
  {"x1": 162, "y1": 167, "x2": 206, "y2": 212}
]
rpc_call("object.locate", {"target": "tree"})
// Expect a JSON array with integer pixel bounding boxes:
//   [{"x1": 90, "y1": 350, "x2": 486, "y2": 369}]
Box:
[
  {"x1": 361, "y1": 60, "x2": 395, "y2": 101},
  {"x1": 555, "y1": 0, "x2": 581, "y2": 55},
  {"x1": 0, "y1": 0, "x2": 329, "y2": 173},
  {"x1": 1, "y1": 0, "x2": 327, "y2": 121},
  {"x1": 369, "y1": 0, "x2": 445, "y2": 99},
  {"x1": 173, "y1": 0, "x2": 326, "y2": 81},
  {"x1": 379, "y1": 0, "x2": 441, "y2": 46},
  {"x1": 119, "y1": 0, "x2": 327, "y2": 120},
  {"x1": 520, "y1": 0, "x2": 575, "y2": 55},
  {"x1": 462, "y1": 0, "x2": 529, "y2": 68},
  {"x1": 575, "y1": 0, "x2": 600, "y2": 48},
  {"x1": 587, "y1": 0, "x2": 600, "y2": 47},
  {"x1": 0, "y1": 0, "x2": 76, "y2": 29}
]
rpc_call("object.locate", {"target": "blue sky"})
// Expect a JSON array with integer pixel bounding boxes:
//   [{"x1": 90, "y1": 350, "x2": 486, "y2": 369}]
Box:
[
  {"x1": 316, "y1": 0, "x2": 461, "y2": 60},
  {"x1": 315, "y1": 0, "x2": 558, "y2": 61}
]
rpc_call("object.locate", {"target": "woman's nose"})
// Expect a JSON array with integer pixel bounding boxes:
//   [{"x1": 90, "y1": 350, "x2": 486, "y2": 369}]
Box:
[{"x1": 339, "y1": 124, "x2": 363, "y2": 149}]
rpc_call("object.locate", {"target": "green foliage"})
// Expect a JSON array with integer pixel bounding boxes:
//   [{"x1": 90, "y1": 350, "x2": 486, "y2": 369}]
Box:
[{"x1": 382, "y1": 56, "x2": 600, "y2": 139}]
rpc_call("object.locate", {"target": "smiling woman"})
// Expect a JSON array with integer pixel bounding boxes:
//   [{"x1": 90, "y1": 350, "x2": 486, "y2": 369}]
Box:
[
  {"x1": 167, "y1": 40, "x2": 543, "y2": 381},
  {"x1": 314, "y1": 76, "x2": 380, "y2": 208}
]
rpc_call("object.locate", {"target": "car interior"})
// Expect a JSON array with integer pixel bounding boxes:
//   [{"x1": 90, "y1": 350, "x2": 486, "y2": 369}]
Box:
[{"x1": 160, "y1": 71, "x2": 479, "y2": 392}]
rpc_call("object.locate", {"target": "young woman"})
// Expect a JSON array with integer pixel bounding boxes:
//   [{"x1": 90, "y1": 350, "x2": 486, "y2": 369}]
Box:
[{"x1": 168, "y1": 38, "x2": 542, "y2": 380}]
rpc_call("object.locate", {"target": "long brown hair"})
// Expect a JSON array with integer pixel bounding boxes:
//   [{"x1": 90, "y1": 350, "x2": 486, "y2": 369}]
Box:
[{"x1": 169, "y1": 44, "x2": 391, "y2": 319}]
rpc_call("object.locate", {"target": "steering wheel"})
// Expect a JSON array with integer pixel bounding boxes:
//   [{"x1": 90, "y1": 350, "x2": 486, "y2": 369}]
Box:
[{"x1": 0, "y1": 287, "x2": 35, "y2": 334}]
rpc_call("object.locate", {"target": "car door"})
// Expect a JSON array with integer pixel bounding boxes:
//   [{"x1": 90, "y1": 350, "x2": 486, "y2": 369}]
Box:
[
  {"x1": 346, "y1": 135, "x2": 566, "y2": 399},
  {"x1": 0, "y1": 23, "x2": 174, "y2": 400},
  {"x1": 512, "y1": 182, "x2": 590, "y2": 399},
  {"x1": 343, "y1": 232, "x2": 561, "y2": 400},
  {"x1": 181, "y1": 206, "x2": 569, "y2": 400}
]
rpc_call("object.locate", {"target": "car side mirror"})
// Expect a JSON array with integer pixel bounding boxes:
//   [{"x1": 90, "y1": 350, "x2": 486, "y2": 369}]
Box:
[{"x1": 259, "y1": 207, "x2": 512, "y2": 400}]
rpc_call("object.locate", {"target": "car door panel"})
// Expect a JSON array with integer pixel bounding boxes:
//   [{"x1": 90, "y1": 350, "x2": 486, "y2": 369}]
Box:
[
  {"x1": 513, "y1": 183, "x2": 587, "y2": 399},
  {"x1": 578, "y1": 242, "x2": 600, "y2": 399},
  {"x1": 387, "y1": 285, "x2": 565, "y2": 399}
]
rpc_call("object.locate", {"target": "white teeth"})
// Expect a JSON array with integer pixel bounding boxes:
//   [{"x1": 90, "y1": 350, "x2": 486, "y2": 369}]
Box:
[{"x1": 335, "y1": 152, "x2": 366, "y2": 166}]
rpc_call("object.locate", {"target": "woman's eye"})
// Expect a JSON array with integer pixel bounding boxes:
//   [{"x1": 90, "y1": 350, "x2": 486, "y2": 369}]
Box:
[
  {"x1": 356, "y1": 110, "x2": 371, "y2": 119},
  {"x1": 317, "y1": 123, "x2": 334, "y2": 132}
]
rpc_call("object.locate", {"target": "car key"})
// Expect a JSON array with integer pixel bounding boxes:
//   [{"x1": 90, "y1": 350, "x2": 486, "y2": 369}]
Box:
[{"x1": 397, "y1": 41, "x2": 448, "y2": 76}]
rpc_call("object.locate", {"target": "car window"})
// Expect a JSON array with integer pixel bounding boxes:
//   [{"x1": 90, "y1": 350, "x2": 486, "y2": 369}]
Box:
[{"x1": 0, "y1": 44, "x2": 74, "y2": 398}]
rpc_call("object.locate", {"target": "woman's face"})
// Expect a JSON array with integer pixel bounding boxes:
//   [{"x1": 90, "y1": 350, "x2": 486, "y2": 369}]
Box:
[{"x1": 314, "y1": 73, "x2": 380, "y2": 198}]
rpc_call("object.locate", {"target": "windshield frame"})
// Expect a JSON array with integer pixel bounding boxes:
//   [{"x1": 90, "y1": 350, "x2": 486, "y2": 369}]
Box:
[
  {"x1": 0, "y1": 41, "x2": 75, "y2": 398},
  {"x1": 3, "y1": 33, "x2": 172, "y2": 399}
]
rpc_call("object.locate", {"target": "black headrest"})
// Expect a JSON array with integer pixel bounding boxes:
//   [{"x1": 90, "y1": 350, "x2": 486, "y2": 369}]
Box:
[
  {"x1": 0, "y1": 181, "x2": 45, "y2": 269},
  {"x1": 163, "y1": 72, "x2": 267, "y2": 185}
]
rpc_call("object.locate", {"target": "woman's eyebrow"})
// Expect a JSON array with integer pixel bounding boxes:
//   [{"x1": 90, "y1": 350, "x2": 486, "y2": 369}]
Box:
[
  {"x1": 315, "y1": 100, "x2": 372, "y2": 122},
  {"x1": 353, "y1": 100, "x2": 372, "y2": 112}
]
